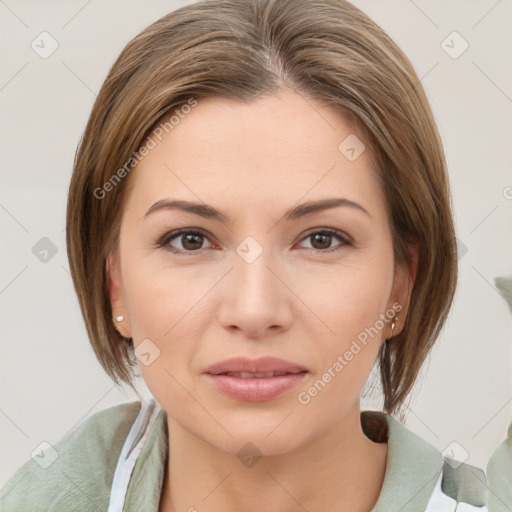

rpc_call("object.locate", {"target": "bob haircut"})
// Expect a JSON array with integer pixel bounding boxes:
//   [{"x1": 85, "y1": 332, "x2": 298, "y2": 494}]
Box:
[{"x1": 66, "y1": 0, "x2": 457, "y2": 416}]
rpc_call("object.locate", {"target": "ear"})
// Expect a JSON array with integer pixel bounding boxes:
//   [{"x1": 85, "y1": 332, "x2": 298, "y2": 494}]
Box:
[
  {"x1": 388, "y1": 239, "x2": 419, "y2": 337},
  {"x1": 106, "y1": 253, "x2": 132, "y2": 339}
]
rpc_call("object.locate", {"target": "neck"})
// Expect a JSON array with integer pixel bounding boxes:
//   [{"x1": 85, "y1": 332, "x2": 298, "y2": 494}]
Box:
[{"x1": 159, "y1": 403, "x2": 388, "y2": 512}]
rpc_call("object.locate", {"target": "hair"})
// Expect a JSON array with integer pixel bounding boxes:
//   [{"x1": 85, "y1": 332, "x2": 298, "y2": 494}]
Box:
[{"x1": 66, "y1": 0, "x2": 457, "y2": 416}]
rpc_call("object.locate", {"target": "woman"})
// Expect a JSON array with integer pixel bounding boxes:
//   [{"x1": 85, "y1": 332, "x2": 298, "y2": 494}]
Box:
[{"x1": 0, "y1": 0, "x2": 498, "y2": 510}]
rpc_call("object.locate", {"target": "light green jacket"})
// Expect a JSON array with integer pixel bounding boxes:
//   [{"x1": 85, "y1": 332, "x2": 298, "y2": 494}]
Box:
[
  {"x1": 486, "y1": 421, "x2": 512, "y2": 512},
  {"x1": 0, "y1": 400, "x2": 494, "y2": 511}
]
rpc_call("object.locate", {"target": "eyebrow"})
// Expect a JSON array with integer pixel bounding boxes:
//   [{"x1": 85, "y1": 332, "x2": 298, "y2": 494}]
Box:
[{"x1": 144, "y1": 197, "x2": 371, "y2": 223}]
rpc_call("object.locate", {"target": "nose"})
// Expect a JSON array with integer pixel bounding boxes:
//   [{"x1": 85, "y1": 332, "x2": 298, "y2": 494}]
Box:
[{"x1": 217, "y1": 247, "x2": 294, "y2": 340}]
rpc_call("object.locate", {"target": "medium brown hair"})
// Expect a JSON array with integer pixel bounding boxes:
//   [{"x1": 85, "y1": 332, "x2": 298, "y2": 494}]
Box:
[{"x1": 66, "y1": 0, "x2": 457, "y2": 416}]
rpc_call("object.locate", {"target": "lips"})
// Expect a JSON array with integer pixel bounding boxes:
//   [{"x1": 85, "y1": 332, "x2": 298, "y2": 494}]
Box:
[
  {"x1": 220, "y1": 371, "x2": 291, "y2": 378},
  {"x1": 204, "y1": 356, "x2": 308, "y2": 376},
  {"x1": 204, "y1": 357, "x2": 308, "y2": 402}
]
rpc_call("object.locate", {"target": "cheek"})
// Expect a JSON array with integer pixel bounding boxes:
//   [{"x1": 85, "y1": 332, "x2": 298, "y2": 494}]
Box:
[
  {"x1": 296, "y1": 259, "x2": 392, "y2": 336},
  {"x1": 122, "y1": 259, "x2": 215, "y2": 365},
  {"x1": 295, "y1": 275, "x2": 390, "y2": 414},
  {"x1": 123, "y1": 262, "x2": 208, "y2": 403},
  {"x1": 122, "y1": 250, "x2": 194, "y2": 333},
  {"x1": 293, "y1": 254, "x2": 393, "y2": 386}
]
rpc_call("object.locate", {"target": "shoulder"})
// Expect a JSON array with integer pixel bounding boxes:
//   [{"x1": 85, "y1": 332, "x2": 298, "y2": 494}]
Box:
[
  {"x1": 486, "y1": 422, "x2": 512, "y2": 511},
  {"x1": 366, "y1": 411, "x2": 489, "y2": 509},
  {"x1": 439, "y1": 458, "x2": 488, "y2": 508},
  {"x1": 0, "y1": 400, "x2": 142, "y2": 512}
]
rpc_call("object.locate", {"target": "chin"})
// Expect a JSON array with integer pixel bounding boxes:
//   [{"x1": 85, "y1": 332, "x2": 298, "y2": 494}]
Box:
[
  {"x1": 197, "y1": 409, "x2": 315, "y2": 458},
  {"x1": 210, "y1": 430, "x2": 305, "y2": 460}
]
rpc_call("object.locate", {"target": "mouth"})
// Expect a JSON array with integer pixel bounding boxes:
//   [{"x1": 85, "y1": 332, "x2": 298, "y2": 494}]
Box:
[
  {"x1": 204, "y1": 358, "x2": 309, "y2": 402},
  {"x1": 204, "y1": 356, "x2": 308, "y2": 376},
  {"x1": 214, "y1": 371, "x2": 306, "y2": 378}
]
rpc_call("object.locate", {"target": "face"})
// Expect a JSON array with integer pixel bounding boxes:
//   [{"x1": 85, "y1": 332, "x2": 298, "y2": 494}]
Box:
[{"x1": 108, "y1": 88, "x2": 413, "y2": 455}]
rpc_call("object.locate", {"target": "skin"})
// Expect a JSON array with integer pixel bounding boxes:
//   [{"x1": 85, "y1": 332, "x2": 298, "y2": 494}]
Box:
[{"x1": 108, "y1": 87, "x2": 417, "y2": 512}]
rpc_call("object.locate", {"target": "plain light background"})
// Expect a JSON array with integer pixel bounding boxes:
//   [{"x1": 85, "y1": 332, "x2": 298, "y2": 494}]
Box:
[{"x1": 1, "y1": 0, "x2": 511, "y2": 487}]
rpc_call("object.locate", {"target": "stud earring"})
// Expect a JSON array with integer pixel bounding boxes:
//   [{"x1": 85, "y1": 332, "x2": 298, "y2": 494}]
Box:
[{"x1": 114, "y1": 315, "x2": 124, "y2": 322}]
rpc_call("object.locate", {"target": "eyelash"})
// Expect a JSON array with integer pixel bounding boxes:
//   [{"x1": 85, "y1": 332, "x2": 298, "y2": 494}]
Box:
[{"x1": 155, "y1": 228, "x2": 352, "y2": 256}]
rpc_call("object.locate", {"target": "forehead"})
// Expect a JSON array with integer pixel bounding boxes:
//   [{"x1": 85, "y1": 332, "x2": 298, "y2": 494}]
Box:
[{"x1": 124, "y1": 88, "x2": 382, "y2": 219}]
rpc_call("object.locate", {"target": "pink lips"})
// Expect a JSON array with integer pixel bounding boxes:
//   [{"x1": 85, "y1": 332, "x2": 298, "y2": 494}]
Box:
[{"x1": 204, "y1": 356, "x2": 308, "y2": 402}]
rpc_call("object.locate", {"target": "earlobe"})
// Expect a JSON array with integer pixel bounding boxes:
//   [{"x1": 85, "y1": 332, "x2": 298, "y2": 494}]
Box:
[{"x1": 106, "y1": 255, "x2": 132, "y2": 339}]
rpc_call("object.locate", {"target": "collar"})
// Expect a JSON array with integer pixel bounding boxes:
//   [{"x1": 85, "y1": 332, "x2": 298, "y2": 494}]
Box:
[
  {"x1": 124, "y1": 406, "x2": 443, "y2": 511},
  {"x1": 362, "y1": 410, "x2": 443, "y2": 511}
]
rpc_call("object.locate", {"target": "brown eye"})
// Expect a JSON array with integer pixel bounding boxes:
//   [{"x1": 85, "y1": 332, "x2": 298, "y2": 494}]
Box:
[
  {"x1": 160, "y1": 229, "x2": 213, "y2": 253},
  {"x1": 180, "y1": 232, "x2": 204, "y2": 250},
  {"x1": 299, "y1": 230, "x2": 351, "y2": 253},
  {"x1": 310, "y1": 232, "x2": 333, "y2": 250}
]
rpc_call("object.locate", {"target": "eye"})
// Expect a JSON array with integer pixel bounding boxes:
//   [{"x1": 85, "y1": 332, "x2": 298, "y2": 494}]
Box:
[
  {"x1": 297, "y1": 229, "x2": 351, "y2": 253},
  {"x1": 156, "y1": 228, "x2": 351, "y2": 255},
  {"x1": 157, "y1": 229, "x2": 214, "y2": 254}
]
